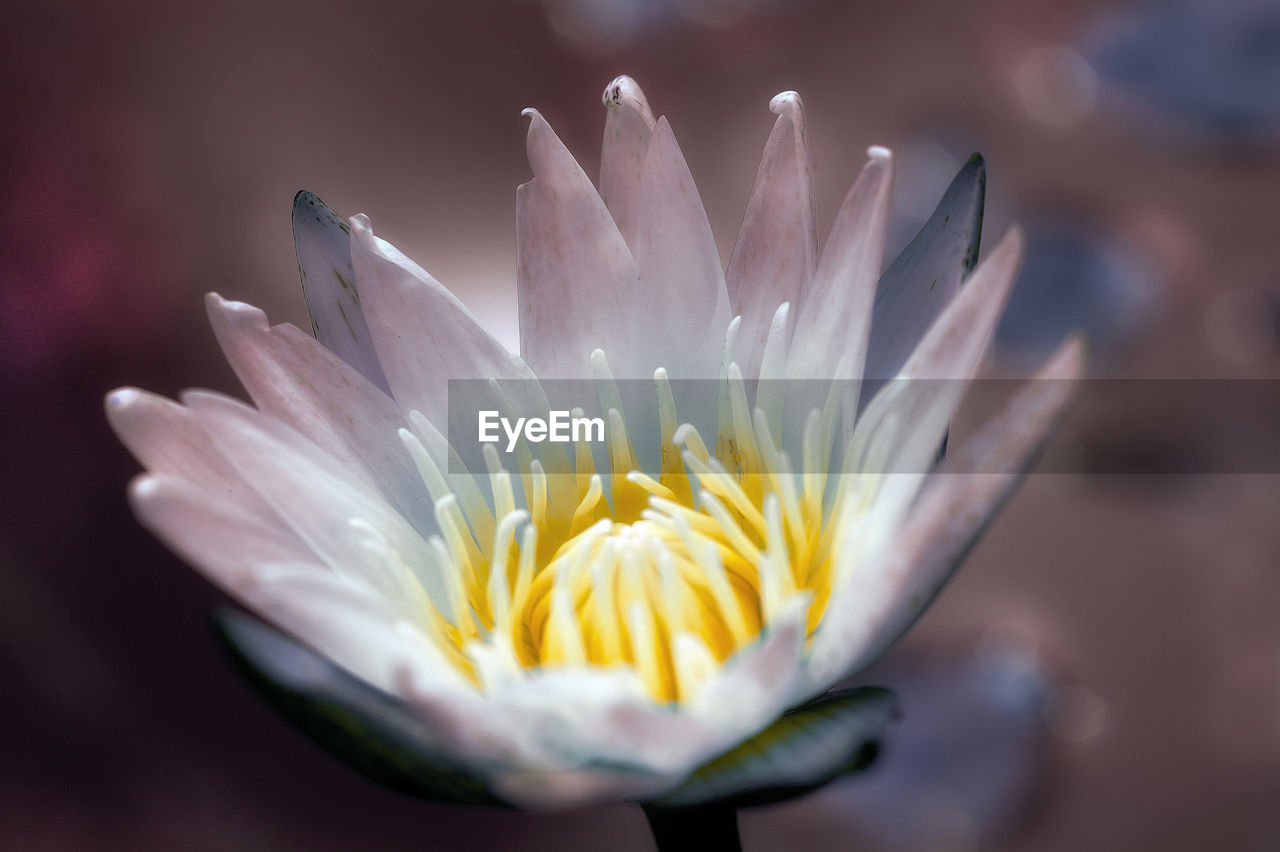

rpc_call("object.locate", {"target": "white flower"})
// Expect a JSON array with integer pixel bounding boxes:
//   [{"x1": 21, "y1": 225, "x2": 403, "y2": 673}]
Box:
[{"x1": 106, "y1": 75, "x2": 1083, "y2": 810}]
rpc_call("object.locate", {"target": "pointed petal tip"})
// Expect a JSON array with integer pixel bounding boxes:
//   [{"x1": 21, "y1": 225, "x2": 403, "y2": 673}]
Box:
[
  {"x1": 1045, "y1": 332, "x2": 1089, "y2": 381},
  {"x1": 521, "y1": 108, "x2": 572, "y2": 177},
  {"x1": 204, "y1": 291, "x2": 266, "y2": 326},
  {"x1": 521, "y1": 107, "x2": 550, "y2": 144},
  {"x1": 769, "y1": 90, "x2": 803, "y2": 117},
  {"x1": 956, "y1": 151, "x2": 986, "y2": 185},
  {"x1": 977, "y1": 224, "x2": 1023, "y2": 271},
  {"x1": 291, "y1": 190, "x2": 348, "y2": 232},
  {"x1": 931, "y1": 153, "x2": 985, "y2": 210},
  {"x1": 602, "y1": 75, "x2": 652, "y2": 116},
  {"x1": 964, "y1": 225, "x2": 1024, "y2": 301},
  {"x1": 127, "y1": 472, "x2": 160, "y2": 503},
  {"x1": 105, "y1": 386, "x2": 141, "y2": 412},
  {"x1": 1001, "y1": 222, "x2": 1025, "y2": 256},
  {"x1": 348, "y1": 212, "x2": 373, "y2": 240}
]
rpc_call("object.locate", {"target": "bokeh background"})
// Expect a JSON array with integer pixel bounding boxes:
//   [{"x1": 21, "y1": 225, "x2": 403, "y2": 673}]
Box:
[{"x1": 3, "y1": 0, "x2": 1279, "y2": 848}]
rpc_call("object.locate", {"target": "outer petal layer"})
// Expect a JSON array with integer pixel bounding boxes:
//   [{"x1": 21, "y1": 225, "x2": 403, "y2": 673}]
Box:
[
  {"x1": 129, "y1": 472, "x2": 314, "y2": 593},
  {"x1": 181, "y1": 390, "x2": 441, "y2": 616},
  {"x1": 805, "y1": 337, "x2": 1085, "y2": 692},
  {"x1": 205, "y1": 294, "x2": 435, "y2": 538},
  {"x1": 106, "y1": 387, "x2": 270, "y2": 515}
]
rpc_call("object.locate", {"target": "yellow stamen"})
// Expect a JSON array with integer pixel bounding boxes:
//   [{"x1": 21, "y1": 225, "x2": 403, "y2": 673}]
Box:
[{"x1": 400, "y1": 350, "x2": 870, "y2": 704}]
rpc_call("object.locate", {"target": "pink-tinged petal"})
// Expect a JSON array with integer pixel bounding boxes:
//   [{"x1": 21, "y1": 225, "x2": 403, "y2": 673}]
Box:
[
  {"x1": 377, "y1": 600, "x2": 818, "y2": 810},
  {"x1": 726, "y1": 92, "x2": 817, "y2": 378},
  {"x1": 901, "y1": 226, "x2": 1023, "y2": 381},
  {"x1": 204, "y1": 294, "x2": 435, "y2": 538},
  {"x1": 129, "y1": 472, "x2": 315, "y2": 593},
  {"x1": 128, "y1": 477, "x2": 451, "y2": 694},
  {"x1": 599, "y1": 74, "x2": 656, "y2": 249},
  {"x1": 864, "y1": 154, "x2": 986, "y2": 380},
  {"x1": 787, "y1": 148, "x2": 893, "y2": 383},
  {"x1": 806, "y1": 337, "x2": 1085, "y2": 693},
  {"x1": 348, "y1": 215, "x2": 536, "y2": 426},
  {"x1": 687, "y1": 593, "x2": 811, "y2": 736},
  {"x1": 292, "y1": 190, "x2": 391, "y2": 393},
  {"x1": 181, "y1": 390, "x2": 444, "y2": 610},
  {"x1": 629, "y1": 117, "x2": 732, "y2": 378},
  {"x1": 849, "y1": 228, "x2": 1024, "y2": 480},
  {"x1": 516, "y1": 108, "x2": 641, "y2": 379},
  {"x1": 105, "y1": 387, "x2": 269, "y2": 515},
  {"x1": 130, "y1": 476, "x2": 452, "y2": 692},
  {"x1": 247, "y1": 566, "x2": 464, "y2": 695},
  {"x1": 482, "y1": 595, "x2": 812, "y2": 809}
]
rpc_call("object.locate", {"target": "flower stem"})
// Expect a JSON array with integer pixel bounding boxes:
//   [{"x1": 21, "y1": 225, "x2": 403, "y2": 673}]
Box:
[{"x1": 641, "y1": 803, "x2": 741, "y2": 852}]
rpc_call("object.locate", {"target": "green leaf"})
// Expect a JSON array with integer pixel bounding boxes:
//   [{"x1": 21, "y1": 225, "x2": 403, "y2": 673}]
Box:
[
  {"x1": 212, "y1": 609, "x2": 508, "y2": 807},
  {"x1": 647, "y1": 687, "x2": 898, "y2": 809}
]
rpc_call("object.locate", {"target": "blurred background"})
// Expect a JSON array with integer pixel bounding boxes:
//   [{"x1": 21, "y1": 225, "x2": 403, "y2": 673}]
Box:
[{"x1": 2, "y1": 0, "x2": 1279, "y2": 848}]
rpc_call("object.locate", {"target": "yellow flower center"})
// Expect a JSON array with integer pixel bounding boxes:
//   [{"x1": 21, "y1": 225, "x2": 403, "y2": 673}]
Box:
[{"x1": 405, "y1": 357, "x2": 866, "y2": 704}]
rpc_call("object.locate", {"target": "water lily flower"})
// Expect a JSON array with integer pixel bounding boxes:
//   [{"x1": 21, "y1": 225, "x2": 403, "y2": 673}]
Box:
[{"x1": 105, "y1": 75, "x2": 1082, "y2": 829}]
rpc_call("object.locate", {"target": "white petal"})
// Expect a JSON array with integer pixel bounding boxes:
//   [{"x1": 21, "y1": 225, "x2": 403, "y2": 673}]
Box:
[
  {"x1": 484, "y1": 594, "x2": 812, "y2": 808},
  {"x1": 181, "y1": 390, "x2": 443, "y2": 612},
  {"x1": 726, "y1": 92, "x2": 817, "y2": 378},
  {"x1": 292, "y1": 190, "x2": 391, "y2": 392},
  {"x1": 249, "y1": 565, "x2": 463, "y2": 695},
  {"x1": 129, "y1": 472, "x2": 315, "y2": 593},
  {"x1": 806, "y1": 337, "x2": 1085, "y2": 692},
  {"x1": 687, "y1": 593, "x2": 811, "y2": 737},
  {"x1": 131, "y1": 475, "x2": 460, "y2": 700},
  {"x1": 348, "y1": 215, "x2": 535, "y2": 428},
  {"x1": 787, "y1": 147, "x2": 893, "y2": 383},
  {"x1": 900, "y1": 225, "x2": 1023, "y2": 383},
  {"x1": 105, "y1": 387, "x2": 269, "y2": 515},
  {"x1": 629, "y1": 116, "x2": 732, "y2": 378},
  {"x1": 599, "y1": 74, "x2": 656, "y2": 249},
  {"x1": 516, "y1": 108, "x2": 642, "y2": 379},
  {"x1": 204, "y1": 294, "x2": 435, "y2": 538},
  {"x1": 379, "y1": 603, "x2": 814, "y2": 810}
]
